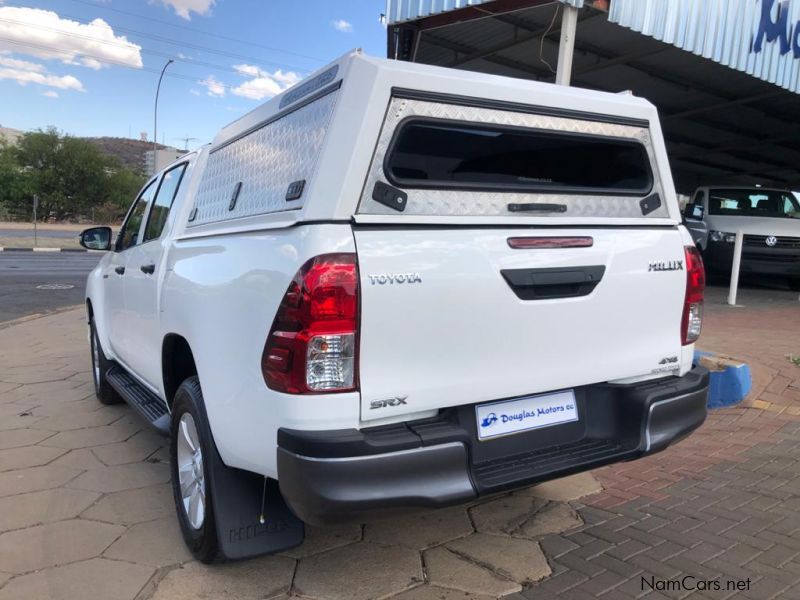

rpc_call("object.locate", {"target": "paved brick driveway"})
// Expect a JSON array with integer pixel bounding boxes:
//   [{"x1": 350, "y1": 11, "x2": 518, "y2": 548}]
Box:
[
  {"x1": 0, "y1": 283, "x2": 797, "y2": 599},
  {"x1": 0, "y1": 308, "x2": 597, "y2": 600},
  {"x1": 523, "y1": 285, "x2": 800, "y2": 600}
]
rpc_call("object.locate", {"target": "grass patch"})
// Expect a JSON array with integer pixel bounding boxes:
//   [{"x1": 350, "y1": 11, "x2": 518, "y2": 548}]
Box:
[{"x1": 0, "y1": 236, "x2": 82, "y2": 249}]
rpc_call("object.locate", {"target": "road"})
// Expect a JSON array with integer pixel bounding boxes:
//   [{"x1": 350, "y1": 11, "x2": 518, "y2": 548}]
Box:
[
  {"x1": 0, "y1": 227, "x2": 82, "y2": 239},
  {"x1": 0, "y1": 252, "x2": 102, "y2": 323}
]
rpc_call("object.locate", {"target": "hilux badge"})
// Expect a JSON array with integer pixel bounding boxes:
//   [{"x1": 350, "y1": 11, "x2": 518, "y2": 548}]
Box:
[{"x1": 648, "y1": 260, "x2": 683, "y2": 272}]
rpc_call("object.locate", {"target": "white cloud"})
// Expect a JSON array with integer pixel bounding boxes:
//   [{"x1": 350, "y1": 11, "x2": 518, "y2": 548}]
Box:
[
  {"x1": 231, "y1": 64, "x2": 300, "y2": 101},
  {"x1": 199, "y1": 74, "x2": 225, "y2": 97},
  {"x1": 0, "y1": 55, "x2": 45, "y2": 72},
  {"x1": 154, "y1": 0, "x2": 215, "y2": 20},
  {"x1": 0, "y1": 63, "x2": 84, "y2": 91},
  {"x1": 42, "y1": 90, "x2": 58, "y2": 98},
  {"x1": 233, "y1": 63, "x2": 261, "y2": 78},
  {"x1": 0, "y1": 7, "x2": 142, "y2": 70},
  {"x1": 189, "y1": 88, "x2": 201, "y2": 96},
  {"x1": 332, "y1": 19, "x2": 353, "y2": 33}
]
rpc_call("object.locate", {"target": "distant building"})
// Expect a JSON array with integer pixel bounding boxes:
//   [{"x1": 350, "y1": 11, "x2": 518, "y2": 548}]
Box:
[{"x1": 144, "y1": 147, "x2": 186, "y2": 176}]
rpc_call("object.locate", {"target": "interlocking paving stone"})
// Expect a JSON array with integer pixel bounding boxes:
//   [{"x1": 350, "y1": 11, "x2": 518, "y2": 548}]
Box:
[
  {"x1": 0, "y1": 445, "x2": 67, "y2": 471},
  {"x1": 0, "y1": 488, "x2": 100, "y2": 532},
  {"x1": 47, "y1": 448, "x2": 106, "y2": 471},
  {"x1": 149, "y1": 557, "x2": 296, "y2": 600},
  {"x1": 279, "y1": 523, "x2": 362, "y2": 559},
  {"x1": 0, "y1": 427, "x2": 55, "y2": 450},
  {"x1": 0, "y1": 464, "x2": 81, "y2": 497},
  {"x1": 471, "y1": 494, "x2": 582, "y2": 540},
  {"x1": 80, "y1": 483, "x2": 174, "y2": 526},
  {"x1": 446, "y1": 533, "x2": 550, "y2": 585},
  {"x1": 0, "y1": 519, "x2": 124, "y2": 573},
  {"x1": 67, "y1": 461, "x2": 170, "y2": 493},
  {"x1": 30, "y1": 406, "x2": 126, "y2": 432},
  {"x1": 424, "y1": 546, "x2": 521, "y2": 597},
  {"x1": 390, "y1": 585, "x2": 495, "y2": 599},
  {"x1": 525, "y1": 473, "x2": 602, "y2": 502},
  {"x1": 41, "y1": 420, "x2": 141, "y2": 450},
  {"x1": 91, "y1": 429, "x2": 164, "y2": 466},
  {"x1": 294, "y1": 541, "x2": 422, "y2": 600},
  {"x1": 0, "y1": 558, "x2": 153, "y2": 600},
  {"x1": 103, "y1": 516, "x2": 193, "y2": 568},
  {"x1": 365, "y1": 506, "x2": 473, "y2": 550}
]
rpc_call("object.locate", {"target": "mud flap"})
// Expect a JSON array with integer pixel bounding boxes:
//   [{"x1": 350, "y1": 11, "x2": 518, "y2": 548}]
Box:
[{"x1": 206, "y1": 445, "x2": 304, "y2": 560}]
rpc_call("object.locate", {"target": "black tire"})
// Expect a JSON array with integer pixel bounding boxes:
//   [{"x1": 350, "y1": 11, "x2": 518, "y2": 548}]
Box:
[
  {"x1": 789, "y1": 279, "x2": 800, "y2": 292},
  {"x1": 170, "y1": 376, "x2": 222, "y2": 563},
  {"x1": 90, "y1": 319, "x2": 122, "y2": 405}
]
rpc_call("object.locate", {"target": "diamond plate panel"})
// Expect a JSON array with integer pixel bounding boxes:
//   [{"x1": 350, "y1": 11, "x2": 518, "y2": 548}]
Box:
[
  {"x1": 358, "y1": 98, "x2": 669, "y2": 219},
  {"x1": 189, "y1": 90, "x2": 339, "y2": 226}
]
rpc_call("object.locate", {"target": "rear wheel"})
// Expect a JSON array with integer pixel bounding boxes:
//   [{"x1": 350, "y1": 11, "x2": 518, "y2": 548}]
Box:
[
  {"x1": 89, "y1": 319, "x2": 122, "y2": 405},
  {"x1": 789, "y1": 279, "x2": 800, "y2": 292},
  {"x1": 170, "y1": 376, "x2": 222, "y2": 563}
]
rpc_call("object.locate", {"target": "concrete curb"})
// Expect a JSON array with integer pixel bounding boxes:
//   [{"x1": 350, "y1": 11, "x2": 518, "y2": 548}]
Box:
[
  {"x1": 0, "y1": 247, "x2": 94, "y2": 252},
  {"x1": 695, "y1": 350, "x2": 752, "y2": 409},
  {"x1": 0, "y1": 304, "x2": 85, "y2": 330}
]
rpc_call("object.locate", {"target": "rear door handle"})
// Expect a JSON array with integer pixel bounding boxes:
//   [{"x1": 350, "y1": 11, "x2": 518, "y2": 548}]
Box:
[
  {"x1": 140, "y1": 264, "x2": 156, "y2": 275},
  {"x1": 114, "y1": 266, "x2": 125, "y2": 275},
  {"x1": 501, "y1": 266, "x2": 606, "y2": 300}
]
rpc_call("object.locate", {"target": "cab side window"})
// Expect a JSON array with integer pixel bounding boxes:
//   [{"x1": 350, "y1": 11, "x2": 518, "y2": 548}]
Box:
[
  {"x1": 144, "y1": 163, "x2": 188, "y2": 243},
  {"x1": 117, "y1": 180, "x2": 157, "y2": 252}
]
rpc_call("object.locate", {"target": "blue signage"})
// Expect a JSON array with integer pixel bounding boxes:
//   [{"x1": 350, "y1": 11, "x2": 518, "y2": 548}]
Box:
[{"x1": 753, "y1": 0, "x2": 800, "y2": 57}]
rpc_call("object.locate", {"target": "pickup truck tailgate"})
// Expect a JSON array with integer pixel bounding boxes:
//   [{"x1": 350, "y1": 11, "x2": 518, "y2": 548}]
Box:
[{"x1": 354, "y1": 227, "x2": 687, "y2": 422}]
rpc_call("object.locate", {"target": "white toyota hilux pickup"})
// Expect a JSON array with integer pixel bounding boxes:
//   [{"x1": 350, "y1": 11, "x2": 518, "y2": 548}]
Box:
[{"x1": 81, "y1": 51, "x2": 709, "y2": 562}]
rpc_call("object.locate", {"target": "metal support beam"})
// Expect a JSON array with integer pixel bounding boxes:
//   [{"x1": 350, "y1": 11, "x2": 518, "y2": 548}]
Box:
[{"x1": 555, "y1": 5, "x2": 579, "y2": 85}]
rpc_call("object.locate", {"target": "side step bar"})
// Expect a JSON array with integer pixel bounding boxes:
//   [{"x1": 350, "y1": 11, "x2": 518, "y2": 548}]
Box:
[{"x1": 106, "y1": 365, "x2": 170, "y2": 435}]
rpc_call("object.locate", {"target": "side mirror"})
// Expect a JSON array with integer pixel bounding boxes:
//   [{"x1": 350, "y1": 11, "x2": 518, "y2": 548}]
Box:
[
  {"x1": 79, "y1": 227, "x2": 113, "y2": 251},
  {"x1": 683, "y1": 203, "x2": 704, "y2": 220}
]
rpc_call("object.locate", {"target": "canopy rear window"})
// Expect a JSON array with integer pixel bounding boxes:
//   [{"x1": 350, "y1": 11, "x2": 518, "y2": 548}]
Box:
[{"x1": 384, "y1": 119, "x2": 653, "y2": 196}]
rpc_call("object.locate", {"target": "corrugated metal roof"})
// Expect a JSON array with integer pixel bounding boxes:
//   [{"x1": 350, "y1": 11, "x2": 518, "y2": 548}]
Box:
[
  {"x1": 386, "y1": 0, "x2": 584, "y2": 25},
  {"x1": 609, "y1": 0, "x2": 800, "y2": 95}
]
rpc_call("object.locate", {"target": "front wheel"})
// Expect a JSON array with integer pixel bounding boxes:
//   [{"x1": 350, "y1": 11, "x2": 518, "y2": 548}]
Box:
[
  {"x1": 170, "y1": 376, "x2": 222, "y2": 563},
  {"x1": 89, "y1": 319, "x2": 122, "y2": 405}
]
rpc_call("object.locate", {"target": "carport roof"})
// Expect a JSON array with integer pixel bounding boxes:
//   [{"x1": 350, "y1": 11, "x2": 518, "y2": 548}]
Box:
[{"x1": 387, "y1": 1, "x2": 800, "y2": 194}]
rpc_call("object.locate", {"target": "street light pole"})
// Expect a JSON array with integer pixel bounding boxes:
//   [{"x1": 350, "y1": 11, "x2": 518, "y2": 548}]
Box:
[{"x1": 153, "y1": 59, "x2": 174, "y2": 173}]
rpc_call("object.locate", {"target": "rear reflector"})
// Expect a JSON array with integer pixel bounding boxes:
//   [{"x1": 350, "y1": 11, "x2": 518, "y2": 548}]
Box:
[
  {"x1": 508, "y1": 237, "x2": 594, "y2": 249},
  {"x1": 681, "y1": 246, "x2": 705, "y2": 345},
  {"x1": 262, "y1": 254, "x2": 359, "y2": 394}
]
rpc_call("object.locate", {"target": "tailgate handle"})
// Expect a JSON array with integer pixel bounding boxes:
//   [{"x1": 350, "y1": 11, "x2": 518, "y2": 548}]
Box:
[{"x1": 501, "y1": 266, "x2": 606, "y2": 300}]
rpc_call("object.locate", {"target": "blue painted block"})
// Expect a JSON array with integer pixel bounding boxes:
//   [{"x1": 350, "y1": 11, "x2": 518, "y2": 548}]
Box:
[{"x1": 694, "y1": 351, "x2": 751, "y2": 409}]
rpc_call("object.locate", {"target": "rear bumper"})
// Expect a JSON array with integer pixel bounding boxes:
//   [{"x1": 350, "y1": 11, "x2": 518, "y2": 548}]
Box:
[{"x1": 278, "y1": 366, "x2": 709, "y2": 525}]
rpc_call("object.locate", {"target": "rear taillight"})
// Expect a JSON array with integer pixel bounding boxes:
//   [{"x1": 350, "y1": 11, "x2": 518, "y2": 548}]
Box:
[
  {"x1": 681, "y1": 246, "x2": 705, "y2": 345},
  {"x1": 262, "y1": 253, "x2": 359, "y2": 393}
]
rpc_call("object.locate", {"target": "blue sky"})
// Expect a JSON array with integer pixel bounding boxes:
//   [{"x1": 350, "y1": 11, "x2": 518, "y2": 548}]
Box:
[{"x1": 0, "y1": 0, "x2": 386, "y2": 147}]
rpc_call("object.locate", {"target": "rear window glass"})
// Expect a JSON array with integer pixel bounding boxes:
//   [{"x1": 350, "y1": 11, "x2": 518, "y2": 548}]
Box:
[{"x1": 384, "y1": 119, "x2": 653, "y2": 195}]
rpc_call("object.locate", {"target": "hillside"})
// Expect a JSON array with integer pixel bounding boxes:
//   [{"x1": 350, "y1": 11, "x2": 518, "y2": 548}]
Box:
[
  {"x1": 85, "y1": 137, "x2": 173, "y2": 173},
  {"x1": 0, "y1": 126, "x2": 23, "y2": 144}
]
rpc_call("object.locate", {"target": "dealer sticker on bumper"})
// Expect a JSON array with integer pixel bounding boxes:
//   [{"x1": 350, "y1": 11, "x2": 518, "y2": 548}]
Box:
[{"x1": 476, "y1": 390, "x2": 578, "y2": 441}]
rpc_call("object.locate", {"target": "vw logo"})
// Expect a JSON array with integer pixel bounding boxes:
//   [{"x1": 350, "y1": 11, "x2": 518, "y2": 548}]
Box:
[{"x1": 765, "y1": 236, "x2": 778, "y2": 247}]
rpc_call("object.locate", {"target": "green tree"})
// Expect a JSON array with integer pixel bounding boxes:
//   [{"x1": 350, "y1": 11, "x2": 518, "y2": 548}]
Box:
[
  {"x1": 0, "y1": 128, "x2": 145, "y2": 223},
  {"x1": 0, "y1": 139, "x2": 33, "y2": 221}
]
